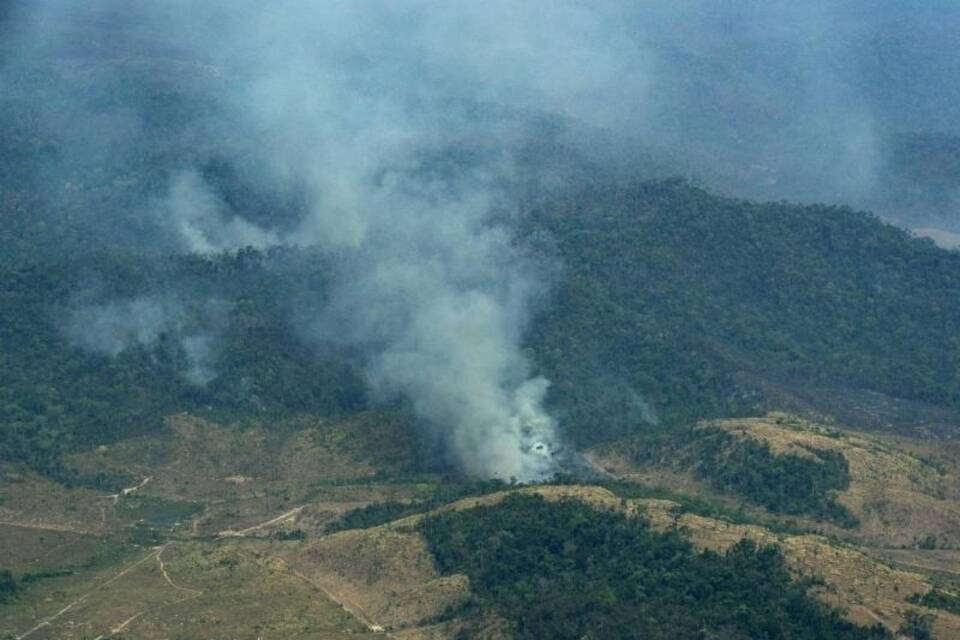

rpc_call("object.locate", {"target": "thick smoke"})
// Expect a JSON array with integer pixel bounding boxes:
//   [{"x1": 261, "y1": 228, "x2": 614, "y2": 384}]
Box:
[
  {"x1": 15, "y1": 1, "x2": 574, "y2": 480},
  {"x1": 7, "y1": 1, "x2": 958, "y2": 224},
  {"x1": 163, "y1": 171, "x2": 279, "y2": 255},
  {"x1": 310, "y1": 181, "x2": 558, "y2": 479},
  {"x1": 4, "y1": 1, "x2": 960, "y2": 477},
  {"x1": 211, "y1": 4, "x2": 570, "y2": 479}
]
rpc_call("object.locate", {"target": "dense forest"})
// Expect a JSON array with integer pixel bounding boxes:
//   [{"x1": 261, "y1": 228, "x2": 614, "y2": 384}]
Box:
[
  {"x1": 324, "y1": 479, "x2": 509, "y2": 533},
  {"x1": 5, "y1": 5, "x2": 960, "y2": 640},
  {"x1": 909, "y1": 589, "x2": 960, "y2": 616},
  {"x1": 694, "y1": 432, "x2": 855, "y2": 526},
  {"x1": 524, "y1": 178, "x2": 960, "y2": 445},
  {"x1": 625, "y1": 426, "x2": 856, "y2": 525},
  {"x1": 5, "y1": 23, "x2": 960, "y2": 480},
  {"x1": 6, "y1": 176, "x2": 960, "y2": 477},
  {"x1": 0, "y1": 248, "x2": 366, "y2": 476},
  {"x1": 419, "y1": 494, "x2": 888, "y2": 639}
]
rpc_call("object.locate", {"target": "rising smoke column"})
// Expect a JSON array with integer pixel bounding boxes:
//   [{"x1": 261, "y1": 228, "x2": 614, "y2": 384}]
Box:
[
  {"x1": 223, "y1": 46, "x2": 563, "y2": 480},
  {"x1": 1, "y1": 0, "x2": 575, "y2": 480},
  {"x1": 167, "y1": 2, "x2": 570, "y2": 480},
  {"x1": 10, "y1": 0, "x2": 960, "y2": 477},
  {"x1": 311, "y1": 178, "x2": 560, "y2": 480}
]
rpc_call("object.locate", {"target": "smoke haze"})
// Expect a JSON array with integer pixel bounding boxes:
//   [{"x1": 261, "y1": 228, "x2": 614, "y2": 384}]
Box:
[
  {"x1": 65, "y1": 295, "x2": 228, "y2": 386},
  {"x1": 3, "y1": 1, "x2": 960, "y2": 477}
]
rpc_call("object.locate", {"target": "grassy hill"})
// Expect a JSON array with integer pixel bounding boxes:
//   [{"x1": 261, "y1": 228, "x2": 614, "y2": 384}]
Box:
[
  {"x1": 593, "y1": 413, "x2": 960, "y2": 547},
  {"x1": 3, "y1": 410, "x2": 960, "y2": 638}
]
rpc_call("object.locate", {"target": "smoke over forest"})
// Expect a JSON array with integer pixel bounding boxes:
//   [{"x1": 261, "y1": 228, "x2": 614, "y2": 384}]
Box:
[{"x1": 2, "y1": 1, "x2": 959, "y2": 479}]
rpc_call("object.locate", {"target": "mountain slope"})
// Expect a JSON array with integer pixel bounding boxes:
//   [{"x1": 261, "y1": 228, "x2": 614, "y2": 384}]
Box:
[
  {"x1": 6, "y1": 178, "x2": 960, "y2": 473},
  {"x1": 524, "y1": 178, "x2": 960, "y2": 444}
]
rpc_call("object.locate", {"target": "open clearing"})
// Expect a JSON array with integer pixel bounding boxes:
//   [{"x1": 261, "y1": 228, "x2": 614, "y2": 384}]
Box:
[{"x1": 5, "y1": 411, "x2": 960, "y2": 638}]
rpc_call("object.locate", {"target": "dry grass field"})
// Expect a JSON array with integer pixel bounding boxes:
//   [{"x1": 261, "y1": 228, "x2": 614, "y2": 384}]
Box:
[{"x1": 5, "y1": 411, "x2": 960, "y2": 638}]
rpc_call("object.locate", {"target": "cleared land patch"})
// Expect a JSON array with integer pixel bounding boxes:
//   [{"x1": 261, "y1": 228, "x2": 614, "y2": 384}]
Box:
[{"x1": 594, "y1": 412, "x2": 960, "y2": 547}]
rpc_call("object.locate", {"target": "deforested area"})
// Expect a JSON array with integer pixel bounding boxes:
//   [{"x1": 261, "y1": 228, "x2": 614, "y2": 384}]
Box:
[{"x1": 3, "y1": 3, "x2": 960, "y2": 639}]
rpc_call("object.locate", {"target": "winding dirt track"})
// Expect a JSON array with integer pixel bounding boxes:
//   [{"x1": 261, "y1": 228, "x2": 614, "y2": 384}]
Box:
[
  {"x1": 0, "y1": 520, "x2": 94, "y2": 535},
  {"x1": 13, "y1": 502, "x2": 392, "y2": 638},
  {"x1": 156, "y1": 545, "x2": 202, "y2": 596},
  {"x1": 251, "y1": 549, "x2": 390, "y2": 636},
  {"x1": 223, "y1": 506, "x2": 391, "y2": 633},
  {"x1": 1, "y1": 476, "x2": 151, "y2": 536},
  {"x1": 216, "y1": 505, "x2": 305, "y2": 538},
  {"x1": 98, "y1": 611, "x2": 144, "y2": 638},
  {"x1": 90, "y1": 545, "x2": 205, "y2": 640},
  {"x1": 16, "y1": 549, "x2": 158, "y2": 640},
  {"x1": 16, "y1": 543, "x2": 205, "y2": 640}
]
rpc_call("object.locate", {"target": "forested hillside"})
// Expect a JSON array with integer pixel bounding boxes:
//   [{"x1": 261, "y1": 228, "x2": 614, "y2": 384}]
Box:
[
  {"x1": 0, "y1": 249, "x2": 366, "y2": 475},
  {"x1": 420, "y1": 493, "x2": 887, "y2": 639},
  {"x1": 7, "y1": 4, "x2": 960, "y2": 640},
  {"x1": 525, "y1": 179, "x2": 960, "y2": 444},
  {"x1": 5, "y1": 176, "x2": 960, "y2": 476},
  {"x1": 4, "y1": 5, "x2": 960, "y2": 477}
]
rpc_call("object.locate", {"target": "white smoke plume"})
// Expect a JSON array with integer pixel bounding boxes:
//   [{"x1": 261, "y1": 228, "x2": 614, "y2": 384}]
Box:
[
  {"x1": 164, "y1": 171, "x2": 279, "y2": 255},
  {"x1": 8, "y1": 0, "x2": 960, "y2": 477},
  {"x1": 65, "y1": 296, "x2": 227, "y2": 386},
  {"x1": 83, "y1": 1, "x2": 569, "y2": 479},
  {"x1": 154, "y1": 2, "x2": 585, "y2": 479},
  {"x1": 311, "y1": 181, "x2": 559, "y2": 479}
]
